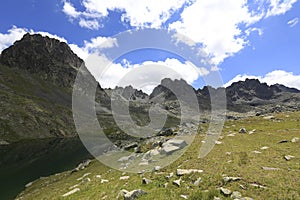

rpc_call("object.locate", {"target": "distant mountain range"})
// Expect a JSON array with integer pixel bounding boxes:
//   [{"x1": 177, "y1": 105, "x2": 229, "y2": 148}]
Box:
[{"x1": 0, "y1": 33, "x2": 299, "y2": 143}]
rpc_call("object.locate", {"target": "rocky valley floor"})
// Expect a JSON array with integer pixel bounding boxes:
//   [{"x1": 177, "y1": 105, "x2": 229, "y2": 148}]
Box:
[{"x1": 16, "y1": 111, "x2": 300, "y2": 200}]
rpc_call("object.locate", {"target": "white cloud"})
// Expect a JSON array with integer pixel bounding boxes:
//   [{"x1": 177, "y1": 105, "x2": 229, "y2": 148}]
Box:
[
  {"x1": 61, "y1": 0, "x2": 298, "y2": 64},
  {"x1": 224, "y1": 70, "x2": 300, "y2": 90},
  {"x1": 62, "y1": 0, "x2": 189, "y2": 29},
  {"x1": 287, "y1": 17, "x2": 299, "y2": 27},
  {"x1": 85, "y1": 56, "x2": 208, "y2": 93},
  {"x1": 266, "y1": 0, "x2": 297, "y2": 17},
  {"x1": 79, "y1": 19, "x2": 101, "y2": 30},
  {"x1": 63, "y1": 1, "x2": 80, "y2": 18},
  {"x1": 0, "y1": 26, "x2": 27, "y2": 52}
]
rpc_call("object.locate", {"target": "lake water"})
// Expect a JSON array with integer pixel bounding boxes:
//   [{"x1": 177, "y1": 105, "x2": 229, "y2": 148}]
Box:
[{"x1": 0, "y1": 137, "x2": 92, "y2": 200}]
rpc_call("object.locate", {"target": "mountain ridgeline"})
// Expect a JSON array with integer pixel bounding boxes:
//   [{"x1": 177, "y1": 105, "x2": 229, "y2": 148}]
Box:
[{"x1": 0, "y1": 33, "x2": 299, "y2": 143}]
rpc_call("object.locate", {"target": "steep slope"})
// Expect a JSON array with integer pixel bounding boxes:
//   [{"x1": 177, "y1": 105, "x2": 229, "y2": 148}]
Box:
[{"x1": 0, "y1": 33, "x2": 107, "y2": 142}]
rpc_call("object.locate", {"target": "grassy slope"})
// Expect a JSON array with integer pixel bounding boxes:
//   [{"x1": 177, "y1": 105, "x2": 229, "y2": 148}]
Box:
[
  {"x1": 0, "y1": 64, "x2": 75, "y2": 142},
  {"x1": 17, "y1": 111, "x2": 300, "y2": 200}
]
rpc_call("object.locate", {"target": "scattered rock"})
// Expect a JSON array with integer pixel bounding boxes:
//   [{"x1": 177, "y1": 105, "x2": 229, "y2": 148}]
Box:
[
  {"x1": 69, "y1": 184, "x2": 79, "y2": 190},
  {"x1": 118, "y1": 154, "x2": 135, "y2": 162},
  {"x1": 142, "y1": 178, "x2": 152, "y2": 184},
  {"x1": 262, "y1": 166, "x2": 280, "y2": 171},
  {"x1": 252, "y1": 150, "x2": 262, "y2": 154},
  {"x1": 260, "y1": 146, "x2": 269, "y2": 150},
  {"x1": 72, "y1": 160, "x2": 91, "y2": 172},
  {"x1": 223, "y1": 176, "x2": 241, "y2": 182},
  {"x1": 176, "y1": 169, "x2": 203, "y2": 176},
  {"x1": 123, "y1": 142, "x2": 138, "y2": 150},
  {"x1": 213, "y1": 197, "x2": 221, "y2": 200},
  {"x1": 95, "y1": 175, "x2": 101, "y2": 178},
  {"x1": 227, "y1": 133, "x2": 236, "y2": 137},
  {"x1": 193, "y1": 177, "x2": 202, "y2": 186},
  {"x1": 101, "y1": 179, "x2": 109, "y2": 183},
  {"x1": 173, "y1": 178, "x2": 181, "y2": 187},
  {"x1": 77, "y1": 173, "x2": 91, "y2": 181},
  {"x1": 231, "y1": 191, "x2": 242, "y2": 199},
  {"x1": 62, "y1": 188, "x2": 80, "y2": 197},
  {"x1": 163, "y1": 139, "x2": 187, "y2": 148},
  {"x1": 225, "y1": 152, "x2": 231, "y2": 155},
  {"x1": 120, "y1": 176, "x2": 130, "y2": 180},
  {"x1": 215, "y1": 141, "x2": 222, "y2": 145},
  {"x1": 220, "y1": 187, "x2": 232, "y2": 196},
  {"x1": 180, "y1": 194, "x2": 188, "y2": 199},
  {"x1": 291, "y1": 137, "x2": 299, "y2": 143},
  {"x1": 249, "y1": 183, "x2": 267, "y2": 189},
  {"x1": 241, "y1": 197, "x2": 254, "y2": 200},
  {"x1": 284, "y1": 155, "x2": 295, "y2": 161},
  {"x1": 163, "y1": 183, "x2": 168, "y2": 188},
  {"x1": 248, "y1": 129, "x2": 256, "y2": 134},
  {"x1": 165, "y1": 172, "x2": 174, "y2": 179},
  {"x1": 122, "y1": 189, "x2": 147, "y2": 200},
  {"x1": 157, "y1": 128, "x2": 174, "y2": 136},
  {"x1": 0, "y1": 140, "x2": 9, "y2": 145},
  {"x1": 239, "y1": 128, "x2": 247, "y2": 134},
  {"x1": 154, "y1": 166, "x2": 161, "y2": 171},
  {"x1": 263, "y1": 116, "x2": 275, "y2": 120},
  {"x1": 82, "y1": 178, "x2": 91, "y2": 183},
  {"x1": 25, "y1": 181, "x2": 34, "y2": 188},
  {"x1": 161, "y1": 145, "x2": 180, "y2": 155},
  {"x1": 278, "y1": 140, "x2": 289, "y2": 143}
]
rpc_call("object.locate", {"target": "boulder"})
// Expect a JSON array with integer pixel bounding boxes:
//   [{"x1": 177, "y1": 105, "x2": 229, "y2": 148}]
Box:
[
  {"x1": 239, "y1": 128, "x2": 247, "y2": 133},
  {"x1": 284, "y1": 155, "x2": 295, "y2": 161},
  {"x1": 142, "y1": 178, "x2": 152, "y2": 185},
  {"x1": 291, "y1": 137, "x2": 299, "y2": 143},
  {"x1": 220, "y1": 187, "x2": 232, "y2": 196},
  {"x1": 193, "y1": 177, "x2": 202, "y2": 186},
  {"x1": 176, "y1": 169, "x2": 203, "y2": 176},
  {"x1": 122, "y1": 189, "x2": 147, "y2": 200},
  {"x1": 180, "y1": 194, "x2": 188, "y2": 199},
  {"x1": 173, "y1": 179, "x2": 181, "y2": 187},
  {"x1": 161, "y1": 145, "x2": 180, "y2": 155},
  {"x1": 120, "y1": 176, "x2": 130, "y2": 180},
  {"x1": 231, "y1": 191, "x2": 242, "y2": 199}
]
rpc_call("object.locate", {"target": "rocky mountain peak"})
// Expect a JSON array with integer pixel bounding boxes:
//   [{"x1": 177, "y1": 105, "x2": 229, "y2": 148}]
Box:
[{"x1": 0, "y1": 33, "x2": 83, "y2": 88}]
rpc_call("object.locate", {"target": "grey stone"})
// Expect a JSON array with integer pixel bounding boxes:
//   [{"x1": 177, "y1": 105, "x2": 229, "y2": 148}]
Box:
[
  {"x1": 142, "y1": 178, "x2": 152, "y2": 184},
  {"x1": 262, "y1": 166, "x2": 280, "y2": 171},
  {"x1": 223, "y1": 176, "x2": 241, "y2": 182},
  {"x1": 180, "y1": 194, "x2": 188, "y2": 199},
  {"x1": 291, "y1": 137, "x2": 299, "y2": 143},
  {"x1": 161, "y1": 145, "x2": 180, "y2": 155},
  {"x1": 62, "y1": 188, "x2": 80, "y2": 197},
  {"x1": 220, "y1": 187, "x2": 232, "y2": 196},
  {"x1": 173, "y1": 178, "x2": 181, "y2": 187},
  {"x1": 193, "y1": 177, "x2": 202, "y2": 186},
  {"x1": 123, "y1": 189, "x2": 147, "y2": 200},
  {"x1": 231, "y1": 191, "x2": 242, "y2": 199},
  {"x1": 177, "y1": 169, "x2": 203, "y2": 176},
  {"x1": 162, "y1": 139, "x2": 187, "y2": 148},
  {"x1": 284, "y1": 155, "x2": 295, "y2": 161},
  {"x1": 239, "y1": 128, "x2": 247, "y2": 133}
]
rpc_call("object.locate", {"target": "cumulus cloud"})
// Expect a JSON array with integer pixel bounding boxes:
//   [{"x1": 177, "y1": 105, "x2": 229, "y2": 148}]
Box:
[
  {"x1": 85, "y1": 56, "x2": 208, "y2": 93},
  {"x1": 62, "y1": 0, "x2": 189, "y2": 29},
  {"x1": 287, "y1": 17, "x2": 299, "y2": 27},
  {"x1": 79, "y1": 19, "x2": 101, "y2": 30},
  {"x1": 61, "y1": 0, "x2": 298, "y2": 64},
  {"x1": 0, "y1": 26, "x2": 27, "y2": 52},
  {"x1": 265, "y1": 0, "x2": 297, "y2": 17},
  {"x1": 224, "y1": 70, "x2": 300, "y2": 90}
]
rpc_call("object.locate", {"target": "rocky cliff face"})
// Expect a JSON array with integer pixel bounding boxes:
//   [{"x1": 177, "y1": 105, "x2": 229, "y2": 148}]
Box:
[{"x1": 0, "y1": 33, "x2": 83, "y2": 88}]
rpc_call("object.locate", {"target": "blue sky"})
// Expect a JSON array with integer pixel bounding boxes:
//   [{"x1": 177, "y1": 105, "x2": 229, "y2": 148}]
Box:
[{"x1": 0, "y1": 0, "x2": 300, "y2": 92}]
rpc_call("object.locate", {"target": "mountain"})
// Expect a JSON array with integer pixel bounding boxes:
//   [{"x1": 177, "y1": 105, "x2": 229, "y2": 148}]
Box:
[
  {"x1": 150, "y1": 78, "x2": 300, "y2": 113},
  {"x1": 0, "y1": 33, "x2": 299, "y2": 144},
  {"x1": 0, "y1": 33, "x2": 107, "y2": 143}
]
